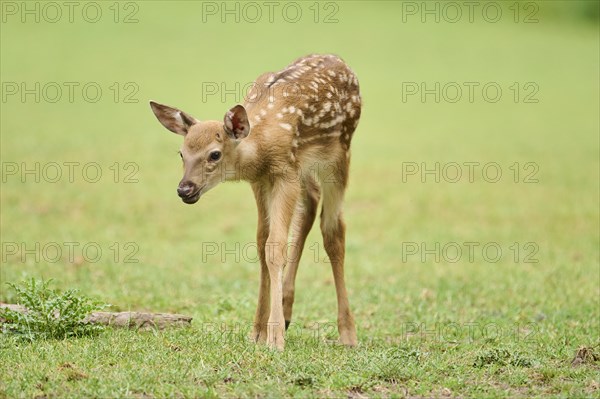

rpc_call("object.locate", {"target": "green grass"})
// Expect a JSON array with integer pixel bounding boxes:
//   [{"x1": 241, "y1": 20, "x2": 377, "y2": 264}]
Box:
[{"x1": 1, "y1": 1, "x2": 599, "y2": 397}]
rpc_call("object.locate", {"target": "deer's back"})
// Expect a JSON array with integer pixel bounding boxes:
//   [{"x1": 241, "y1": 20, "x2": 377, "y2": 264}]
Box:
[{"x1": 244, "y1": 54, "x2": 361, "y2": 155}]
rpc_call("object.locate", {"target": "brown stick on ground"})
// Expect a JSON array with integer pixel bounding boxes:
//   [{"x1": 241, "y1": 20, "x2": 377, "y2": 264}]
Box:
[{"x1": 0, "y1": 303, "x2": 192, "y2": 331}]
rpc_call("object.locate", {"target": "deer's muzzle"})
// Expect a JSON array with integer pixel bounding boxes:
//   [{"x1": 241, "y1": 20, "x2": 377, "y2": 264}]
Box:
[{"x1": 177, "y1": 181, "x2": 202, "y2": 204}]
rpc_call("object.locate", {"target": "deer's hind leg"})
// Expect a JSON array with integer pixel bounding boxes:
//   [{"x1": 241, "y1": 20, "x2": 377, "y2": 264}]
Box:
[
  {"x1": 283, "y1": 177, "x2": 320, "y2": 330},
  {"x1": 319, "y1": 156, "x2": 358, "y2": 347}
]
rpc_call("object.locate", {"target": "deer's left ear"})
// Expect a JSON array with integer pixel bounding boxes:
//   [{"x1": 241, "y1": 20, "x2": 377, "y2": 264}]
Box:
[
  {"x1": 149, "y1": 101, "x2": 199, "y2": 136},
  {"x1": 224, "y1": 105, "x2": 250, "y2": 139}
]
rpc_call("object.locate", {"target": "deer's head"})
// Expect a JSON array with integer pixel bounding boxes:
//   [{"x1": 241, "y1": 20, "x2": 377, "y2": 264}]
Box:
[{"x1": 150, "y1": 101, "x2": 250, "y2": 204}]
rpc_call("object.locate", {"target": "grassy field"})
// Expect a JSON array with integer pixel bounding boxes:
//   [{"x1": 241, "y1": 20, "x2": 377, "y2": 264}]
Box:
[{"x1": 1, "y1": 1, "x2": 599, "y2": 398}]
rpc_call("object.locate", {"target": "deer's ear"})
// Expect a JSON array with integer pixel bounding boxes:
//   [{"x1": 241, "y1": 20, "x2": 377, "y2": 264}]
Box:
[
  {"x1": 149, "y1": 101, "x2": 199, "y2": 136},
  {"x1": 224, "y1": 105, "x2": 250, "y2": 139}
]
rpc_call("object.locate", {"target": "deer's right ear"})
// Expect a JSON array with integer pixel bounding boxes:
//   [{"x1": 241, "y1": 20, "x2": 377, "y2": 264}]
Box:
[
  {"x1": 224, "y1": 105, "x2": 250, "y2": 139},
  {"x1": 149, "y1": 101, "x2": 199, "y2": 136}
]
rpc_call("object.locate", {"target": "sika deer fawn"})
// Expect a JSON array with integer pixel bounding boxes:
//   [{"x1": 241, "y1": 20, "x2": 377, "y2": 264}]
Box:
[{"x1": 150, "y1": 54, "x2": 361, "y2": 350}]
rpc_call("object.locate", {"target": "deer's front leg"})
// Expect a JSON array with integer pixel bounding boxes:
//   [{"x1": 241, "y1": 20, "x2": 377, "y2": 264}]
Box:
[
  {"x1": 251, "y1": 183, "x2": 270, "y2": 343},
  {"x1": 265, "y1": 180, "x2": 300, "y2": 351}
]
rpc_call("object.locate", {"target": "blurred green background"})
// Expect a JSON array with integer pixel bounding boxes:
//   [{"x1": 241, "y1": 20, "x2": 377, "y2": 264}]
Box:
[{"x1": 1, "y1": 1, "x2": 598, "y2": 397}]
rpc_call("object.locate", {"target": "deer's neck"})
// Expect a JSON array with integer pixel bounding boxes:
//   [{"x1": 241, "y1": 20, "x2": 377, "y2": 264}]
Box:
[{"x1": 224, "y1": 139, "x2": 260, "y2": 182}]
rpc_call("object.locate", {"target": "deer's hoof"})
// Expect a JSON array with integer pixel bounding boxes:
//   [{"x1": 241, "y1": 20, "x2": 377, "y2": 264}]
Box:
[
  {"x1": 267, "y1": 333, "x2": 285, "y2": 351},
  {"x1": 339, "y1": 330, "x2": 358, "y2": 347},
  {"x1": 250, "y1": 327, "x2": 268, "y2": 344}
]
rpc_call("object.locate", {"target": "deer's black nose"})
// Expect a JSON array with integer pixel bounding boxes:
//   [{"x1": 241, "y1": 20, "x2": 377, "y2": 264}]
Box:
[{"x1": 177, "y1": 182, "x2": 195, "y2": 198}]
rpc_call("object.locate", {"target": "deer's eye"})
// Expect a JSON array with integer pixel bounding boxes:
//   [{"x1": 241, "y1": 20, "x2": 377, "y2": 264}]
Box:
[
  {"x1": 178, "y1": 151, "x2": 183, "y2": 159},
  {"x1": 209, "y1": 151, "x2": 221, "y2": 161}
]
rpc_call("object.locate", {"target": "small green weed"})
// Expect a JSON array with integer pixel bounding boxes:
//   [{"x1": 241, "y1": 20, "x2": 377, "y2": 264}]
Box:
[
  {"x1": 0, "y1": 279, "x2": 109, "y2": 341},
  {"x1": 473, "y1": 347, "x2": 534, "y2": 368}
]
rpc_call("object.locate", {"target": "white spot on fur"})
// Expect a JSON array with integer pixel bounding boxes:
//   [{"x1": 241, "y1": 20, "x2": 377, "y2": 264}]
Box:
[
  {"x1": 279, "y1": 123, "x2": 293, "y2": 131},
  {"x1": 319, "y1": 114, "x2": 346, "y2": 129},
  {"x1": 298, "y1": 131, "x2": 342, "y2": 145}
]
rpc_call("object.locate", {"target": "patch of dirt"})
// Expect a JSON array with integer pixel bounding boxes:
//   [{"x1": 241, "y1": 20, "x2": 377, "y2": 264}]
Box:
[
  {"x1": 571, "y1": 346, "x2": 599, "y2": 367},
  {"x1": 57, "y1": 363, "x2": 88, "y2": 381},
  {"x1": 291, "y1": 375, "x2": 315, "y2": 387},
  {"x1": 130, "y1": 392, "x2": 155, "y2": 399},
  {"x1": 347, "y1": 386, "x2": 368, "y2": 399}
]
